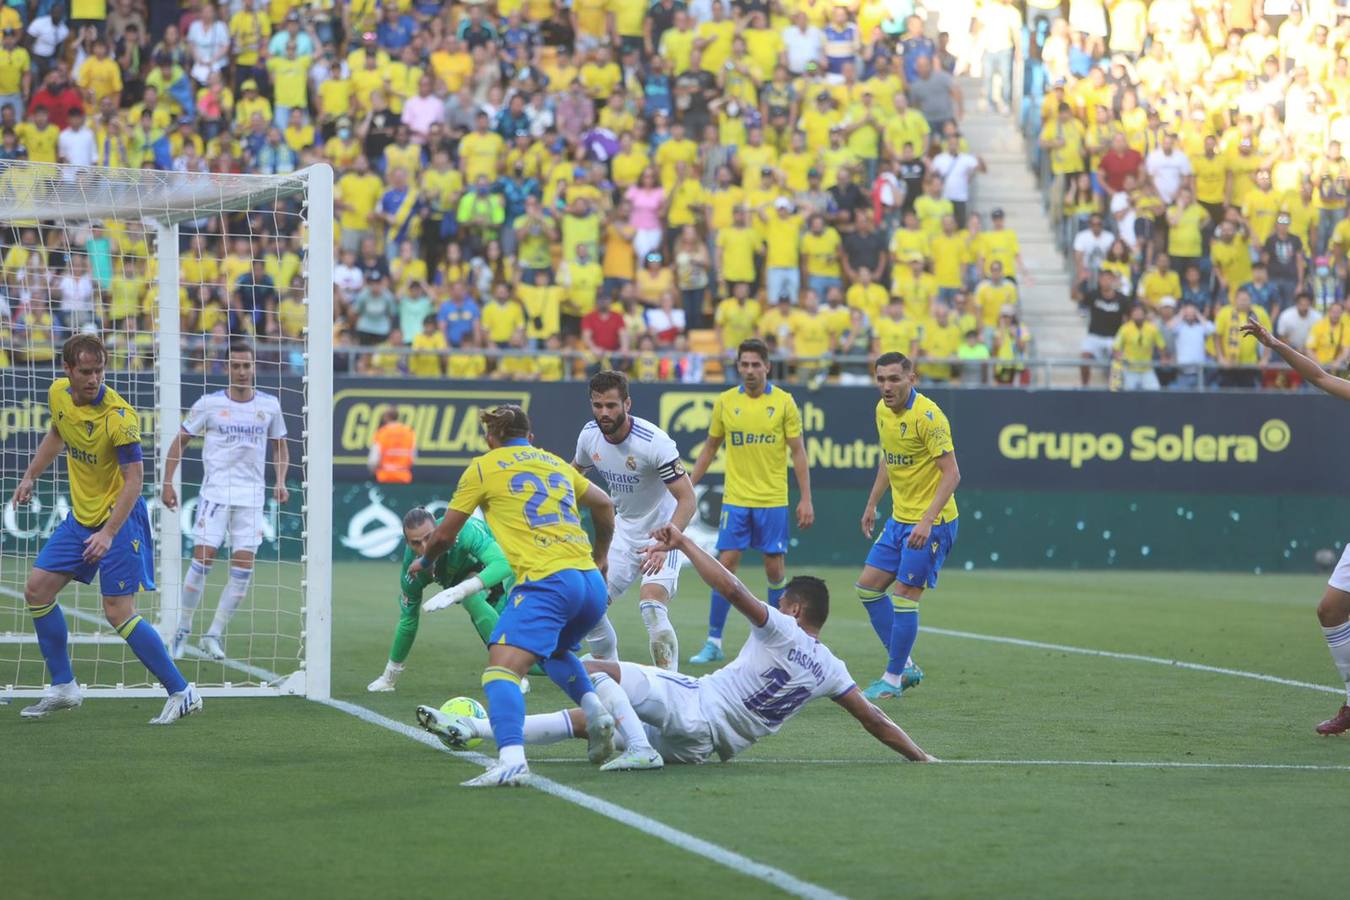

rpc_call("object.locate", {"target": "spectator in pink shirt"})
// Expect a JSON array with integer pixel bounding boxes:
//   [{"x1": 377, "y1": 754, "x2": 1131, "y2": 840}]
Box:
[
  {"x1": 401, "y1": 75, "x2": 445, "y2": 142},
  {"x1": 625, "y1": 167, "x2": 666, "y2": 261}
]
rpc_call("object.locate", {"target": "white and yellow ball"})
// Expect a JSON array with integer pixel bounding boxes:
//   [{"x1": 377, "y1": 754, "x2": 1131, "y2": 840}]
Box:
[{"x1": 439, "y1": 696, "x2": 487, "y2": 749}]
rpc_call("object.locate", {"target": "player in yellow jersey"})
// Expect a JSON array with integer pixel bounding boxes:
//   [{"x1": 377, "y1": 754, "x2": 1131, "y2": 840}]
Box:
[
  {"x1": 687, "y1": 339, "x2": 814, "y2": 663},
  {"x1": 1241, "y1": 316, "x2": 1350, "y2": 735},
  {"x1": 855, "y1": 352, "x2": 961, "y2": 700},
  {"x1": 408, "y1": 406, "x2": 641, "y2": 785},
  {"x1": 12, "y1": 335, "x2": 200, "y2": 724}
]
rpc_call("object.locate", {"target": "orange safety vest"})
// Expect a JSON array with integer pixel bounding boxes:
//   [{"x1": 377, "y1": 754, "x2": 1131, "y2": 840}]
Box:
[{"x1": 373, "y1": 422, "x2": 416, "y2": 484}]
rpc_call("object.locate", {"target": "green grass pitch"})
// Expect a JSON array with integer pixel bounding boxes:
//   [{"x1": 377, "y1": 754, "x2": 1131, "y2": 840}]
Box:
[{"x1": 4, "y1": 564, "x2": 1350, "y2": 899}]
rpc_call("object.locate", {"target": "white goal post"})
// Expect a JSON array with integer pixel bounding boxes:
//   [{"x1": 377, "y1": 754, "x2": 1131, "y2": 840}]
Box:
[{"x1": 0, "y1": 161, "x2": 332, "y2": 699}]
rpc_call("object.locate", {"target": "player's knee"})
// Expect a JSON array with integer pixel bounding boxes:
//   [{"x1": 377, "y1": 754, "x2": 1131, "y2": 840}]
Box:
[
  {"x1": 194, "y1": 546, "x2": 218, "y2": 564},
  {"x1": 1317, "y1": 590, "x2": 1350, "y2": 627},
  {"x1": 101, "y1": 596, "x2": 135, "y2": 628}
]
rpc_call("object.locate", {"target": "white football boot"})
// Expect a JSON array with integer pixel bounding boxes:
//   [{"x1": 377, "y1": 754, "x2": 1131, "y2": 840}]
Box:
[
  {"x1": 200, "y1": 635, "x2": 226, "y2": 660},
  {"x1": 20, "y1": 681, "x2": 82, "y2": 719},
  {"x1": 150, "y1": 685, "x2": 203, "y2": 725},
  {"x1": 586, "y1": 711, "x2": 616, "y2": 764},
  {"x1": 461, "y1": 762, "x2": 530, "y2": 788},
  {"x1": 600, "y1": 748, "x2": 665, "y2": 772}
]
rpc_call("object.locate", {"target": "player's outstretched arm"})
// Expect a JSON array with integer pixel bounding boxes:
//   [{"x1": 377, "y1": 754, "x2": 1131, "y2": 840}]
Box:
[
  {"x1": 408, "y1": 509, "x2": 469, "y2": 577},
  {"x1": 647, "y1": 524, "x2": 768, "y2": 626},
  {"x1": 833, "y1": 687, "x2": 934, "y2": 762},
  {"x1": 160, "y1": 428, "x2": 191, "y2": 510},
  {"x1": 1242, "y1": 313, "x2": 1350, "y2": 401},
  {"x1": 12, "y1": 425, "x2": 65, "y2": 506}
]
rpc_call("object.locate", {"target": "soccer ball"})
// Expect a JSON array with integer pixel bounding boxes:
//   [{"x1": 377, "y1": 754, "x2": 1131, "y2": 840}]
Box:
[{"x1": 440, "y1": 696, "x2": 488, "y2": 749}]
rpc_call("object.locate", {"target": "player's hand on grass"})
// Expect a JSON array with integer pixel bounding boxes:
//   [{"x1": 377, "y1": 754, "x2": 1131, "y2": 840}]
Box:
[
  {"x1": 861, "y1": 505, "x2": 877, "y2": 538},
  {"x1": 796, "y1": 498, "x2": 815, "y2": 529},
  {"x1": 83, "y1": 529, "x2": 113, "y2": 563},
  {"x1": 161, "y1": 484, "x2": 178, "y2": 510},
  {"x1": 906, "y1": 519, "x2": 933, "y2": 550},
  {"x1": 274, "y1": 483, "x2": 289, "y2": 504},
  {"x1": 11, "y1": 477, "x2": 34, "y2": 506},
  {"x1": 1240, "y1": 314, "x2": 1275, "y2": 347}
]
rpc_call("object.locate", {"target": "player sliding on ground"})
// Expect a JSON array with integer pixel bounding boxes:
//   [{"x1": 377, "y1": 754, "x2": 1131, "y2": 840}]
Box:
[
  {"x1": 161, "y1": 341, "x2": 288, "y2": 660},
  {"x1": 1242, "y1": 314, "x2": 1350, "y2": 734},
  {"x1": 687, "y1": 339, "x2": 814, "y2": 665},
  {"x1": 368, "y1": 507, "x2": 525, "y2": 693},
  {"x1": 12, "y1": 335, "x2": 200, "y2": 724},
  {"x1": 855, "y1": 352, "x2": 961, "y2": 700},
  {"x1": 573, "y1": 370, "x2": 696, "y2": 670},
  {"x1": 418, "y1": 523, "x2": 934, "y2": 767},
  {"x1": 407, "y1": 405, "x2": 621, "y2": 787}
]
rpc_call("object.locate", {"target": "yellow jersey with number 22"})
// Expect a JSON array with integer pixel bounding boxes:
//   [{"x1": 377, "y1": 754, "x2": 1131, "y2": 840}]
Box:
[{"x1": 449, "y1": 439, "x2": 596, "y2": 582}]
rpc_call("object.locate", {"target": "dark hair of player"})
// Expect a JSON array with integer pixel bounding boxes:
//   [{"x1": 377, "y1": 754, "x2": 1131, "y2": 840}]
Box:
[
  {"x1": 481, "y1": 404, "x2": 531, "y2": 442},
  {"x1": 588, "y1": 369, "x2": 630, "y2": 400},
  {"x1": 736, "y1": 338, "x2": 770, "y2": 364},
  {"x1": 783, "y1": 575, "x2": 830, "y2": 628},
  {"x1": 402, "y1": 507, "x2": 435, "y2": 531},
  {"x1": 228, "y1": 339, "x2": 256, "y2": 358},
  {"x1": 62, "y1": 333, "x2": 107, "y2": 368},
  {"x1": 874, "y1": 352, "x2": 913, "y2": 372}
]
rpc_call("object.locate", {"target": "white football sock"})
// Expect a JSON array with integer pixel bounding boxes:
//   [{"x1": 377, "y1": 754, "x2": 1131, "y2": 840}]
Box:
[
  {"x1": 592, "y1": 671, "x2": 652, "y2": 751},
  {"x1": 579, "y1": 690, "x2": 608, "y2": 725},
  {"x1": 1323, "y1": 621, "x2": 1350, "y2": 702},
  {"x1": 382, "y1": 660, "x2": 404, "y2": 684},
  {"x1": 708, "y1": 636, "x2": 723, "y2": 648},
  {"x1": 640, "y1": 600, "x2": 672, "y2": 635},
  {"x1": 176, "y1": 559, "x2": 211, "y2": 635},
  {"x1": 207, "y1": 566, "x2": 252, "y2": 638},
  {"x1": 585, "y1": 615, "x2": 618, "y2": 660},
  {"x1": 520, "y1": 710, "x2": 573, "y2": 745},
  {"x1": 498, "y1": 744, "x2": 526, "y2": 767}
]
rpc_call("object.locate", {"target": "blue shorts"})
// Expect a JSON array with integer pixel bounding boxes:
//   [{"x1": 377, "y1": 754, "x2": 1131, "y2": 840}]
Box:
[
  {"x1": 716, "y1": 504, "x2": 789, "y2": 555},
  {"x1": 490, "y1": 568, "x2": 608, "y2": 659},
  {"x1": 35, "y1": 498, "x2": 155, "y2": 596},
  {"x1": 864, "y1": 518, "x2": 958, "y2": 590}
]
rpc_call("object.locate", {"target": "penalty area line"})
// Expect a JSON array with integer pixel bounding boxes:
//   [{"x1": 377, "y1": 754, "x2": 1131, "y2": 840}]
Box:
[
  {"x1": 318, "y1": 697, "x2": 849, "y2": 900},
  {"x1": 920, "y1": 626, "x2": 1344, "y2": 696}
]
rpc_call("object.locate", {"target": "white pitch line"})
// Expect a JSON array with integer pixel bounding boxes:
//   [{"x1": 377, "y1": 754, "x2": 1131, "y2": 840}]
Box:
[
  {"x1": 319, "y1": 697, "x2": 848, "y2": 900},
  {"x1": 920, "y1": 625, "x2": 1344, "y2": 696},
  {"x1": 523, "y1": 758, "x2": 1350, "y2": 772}
]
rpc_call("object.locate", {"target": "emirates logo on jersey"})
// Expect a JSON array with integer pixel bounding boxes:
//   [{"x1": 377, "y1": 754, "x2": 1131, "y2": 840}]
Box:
[{"x1": 625, "y1": 455, "x2": 637, "y2": 471}]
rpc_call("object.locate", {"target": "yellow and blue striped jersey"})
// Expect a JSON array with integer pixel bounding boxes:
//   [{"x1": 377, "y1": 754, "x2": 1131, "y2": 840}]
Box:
[
  {"x1": 708, "y1": 383, "x2": 802, "y2": 508},
  {"x1": 876, "y1": 390, "x2": 958, "y2": 525},
  {"x1": 48, "y1": 378, "x2": 143, "y2": 527},
  {"x1": 449, "y1": 439, "x2": 597, "y2": 583}
]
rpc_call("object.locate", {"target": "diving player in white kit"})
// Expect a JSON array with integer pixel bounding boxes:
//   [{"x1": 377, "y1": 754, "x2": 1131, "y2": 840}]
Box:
[
  {"x1": 572, "y1": 370, "x2": 696, "y2": 670},
  {"x1": 419, "y1": 523, "x2": 933, "y2": 768},
  {"x1": 162, "y1": 342, "x2": 289, "y2": 659}
]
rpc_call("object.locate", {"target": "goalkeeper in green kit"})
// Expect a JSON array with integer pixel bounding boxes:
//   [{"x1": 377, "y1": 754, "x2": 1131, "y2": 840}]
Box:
[{"x1": 368, "y1": 507, "x2": 516, "y2": 692}]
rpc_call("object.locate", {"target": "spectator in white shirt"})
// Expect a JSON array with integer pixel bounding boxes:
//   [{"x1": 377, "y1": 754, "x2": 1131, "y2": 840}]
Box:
[
  {"x1": 1071, "y1": 212, "x2": 1114, "y2": 293},
  {"x1": 186, "y1": 3, "x2": 230, "y2": 85},
  {"x1": 334, "y1": 248, "x2": 366, "y2": 306},
  {"x1": 781, "y1": 12, "x2": 824, "y2": 75},
  {"x1": 1275, "y1": 291, "x2": 1322, "y2": 352},
  {"x1": 58, "y1": 254, "x2": 95, "y2": 331},
  {"x1": 1167, "y1": 301, "x2": 1216, "y2": 389},
  {"x1": 57, "y1": 107, "x2": 96, "y2": 167},
  {"x1": 1144, "y1": 132, "x2": 1193, "y2": 205},
  {"x1": 931, "y1": 132, "x2": 985, "y2": 226},
  {"x1": 27, "y1": 4, "x2": 71, "y2": 79}
]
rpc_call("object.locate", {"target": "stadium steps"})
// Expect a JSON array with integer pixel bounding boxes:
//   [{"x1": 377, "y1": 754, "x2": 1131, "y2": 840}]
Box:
[{"x1": 958, "y1": 79, "x2": 1080, "y2": 386}]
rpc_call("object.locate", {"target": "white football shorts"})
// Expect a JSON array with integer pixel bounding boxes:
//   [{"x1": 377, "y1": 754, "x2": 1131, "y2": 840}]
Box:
[
  {"x1": 193, "y1": 500, "x2": 264, "y2": 553},
  {"x1": 617, "y1": 661, "x2": 714, "y2": 764}
]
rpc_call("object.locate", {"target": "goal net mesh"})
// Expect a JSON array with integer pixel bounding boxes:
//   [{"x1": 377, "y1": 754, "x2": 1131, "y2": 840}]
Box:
[{"x1": 0, "y1": 161, "x2": 331, "y2": 696}]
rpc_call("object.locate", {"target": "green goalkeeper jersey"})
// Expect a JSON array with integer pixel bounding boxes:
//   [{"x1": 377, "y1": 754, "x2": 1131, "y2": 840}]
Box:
[{"x1": 398, "y1": 516, "x2": 515, "y2": 606}]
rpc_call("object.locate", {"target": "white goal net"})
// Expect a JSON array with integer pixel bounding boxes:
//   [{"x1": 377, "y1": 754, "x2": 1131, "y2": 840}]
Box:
[{"x1": 0, "y1": 162, "x2": 332, "y2": 699}]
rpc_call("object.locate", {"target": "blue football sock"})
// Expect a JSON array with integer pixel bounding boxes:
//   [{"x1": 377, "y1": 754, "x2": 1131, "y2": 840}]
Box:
[
  {"x1": 767, "y1": 578, "x2": 787, "y2": 609},
  {"x1": 542, "y1": 651, "x2": 596, "y2": 705},
  {"x1": 117, "y1": 615, "x2": 188, "y2": 694},
  {"x1": 856, "y1": 585, "x2": 892, "y2": 647},
  {"x1": 29, "y1": 601, "x2": 74, "y2": 685},
  {"x1": 482, "y1": 667, "x2": 526, "y2": 749},
  {"x1": 886, "y1": 596, "x2": 920, "y2": 677},
  {"x1": 708, "y1": 590, "x2": 730, "y2": 639}
]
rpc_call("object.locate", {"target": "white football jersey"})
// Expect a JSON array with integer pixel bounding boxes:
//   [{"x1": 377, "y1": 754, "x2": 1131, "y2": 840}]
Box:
[
  {"x1": 574, "y1": 415, "x2": 684, "y2": 540},
  {"x1": 181, "y1": 390, "x2": 287, "y2": 508},
  {"x1": 699, "y1": 606, "x2": 856, "y2": 760}
]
